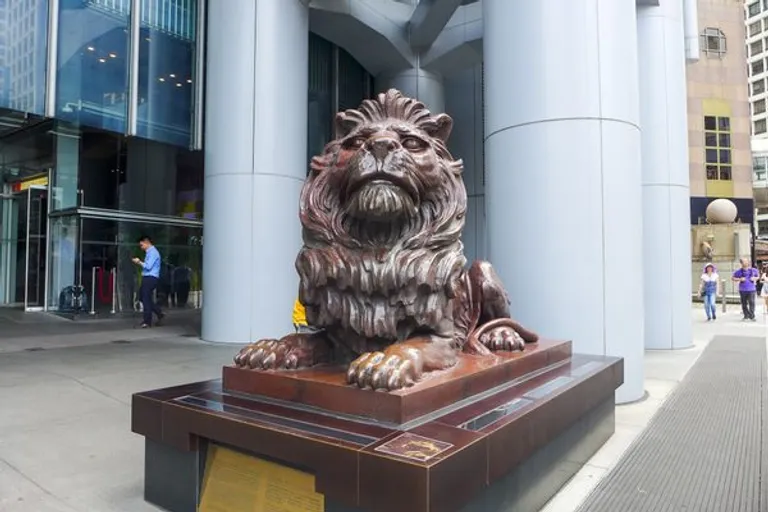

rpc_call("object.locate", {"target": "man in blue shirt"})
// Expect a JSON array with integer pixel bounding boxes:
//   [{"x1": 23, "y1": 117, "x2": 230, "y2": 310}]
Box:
[
  {"x1": 132, "y1": 235, "x2": 165, "y2": 328},
  {"x1": 732, "y1": 257, "x2": 758, "y2": 321}
]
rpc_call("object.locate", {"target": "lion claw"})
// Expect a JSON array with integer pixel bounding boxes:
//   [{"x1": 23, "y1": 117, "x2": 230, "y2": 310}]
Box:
[
  {"x1": 347, "y1": 350, "x2": 420, "y2": 391},
  {"x1": 233, "y1": 335, "x2": 323, "y2": 370},
  {"x1": 479, "y1": 326, "x2": 525, "y2": 352}
]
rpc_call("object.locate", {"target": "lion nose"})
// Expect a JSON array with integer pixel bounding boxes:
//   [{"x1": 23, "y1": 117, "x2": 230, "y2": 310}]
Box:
[{"x1": 367, "y1": 137, "x2": 399, "y2": 161}]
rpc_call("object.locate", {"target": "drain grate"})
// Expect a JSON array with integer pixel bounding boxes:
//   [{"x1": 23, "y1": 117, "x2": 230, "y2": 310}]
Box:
[
  {"x1": 110, "y1": 339, "x2": 131, "y2": 344},
  {"x1": 577, "y1": 336, "x2": 767, "y2": 512},
  {"x1": 23, "y1": 347, "x2": 45, "y2": 352}
]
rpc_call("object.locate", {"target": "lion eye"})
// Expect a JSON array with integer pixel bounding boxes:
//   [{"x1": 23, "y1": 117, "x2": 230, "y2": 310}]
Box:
[
  {"x1": 346, "y1": 137, "x2": 367, "y2": 149},
  {"x1": 402, "y1": 137, "x2": 425, "y2": 151}
]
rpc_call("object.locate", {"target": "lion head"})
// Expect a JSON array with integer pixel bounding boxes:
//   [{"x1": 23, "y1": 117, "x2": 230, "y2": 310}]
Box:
[{"x1": 295, "y1": 90, "x2": 468, "y2": 348}]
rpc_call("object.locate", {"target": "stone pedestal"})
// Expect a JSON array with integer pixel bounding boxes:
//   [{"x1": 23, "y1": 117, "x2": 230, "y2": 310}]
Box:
[{"x1": 132, "y1": 341, "x2": 622, "y2": 512}]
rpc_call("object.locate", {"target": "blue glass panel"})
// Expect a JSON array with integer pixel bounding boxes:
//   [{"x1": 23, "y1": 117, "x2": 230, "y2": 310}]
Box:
[
  {"x1": 56, "y1": 0, "x2": 130, "y2": 133},
  {"x1": 136, "y1": 0, "x2": 196, "y2": 147},
  {"x1": 0, "y1": 0, "x2": 48, "y2": 115}
]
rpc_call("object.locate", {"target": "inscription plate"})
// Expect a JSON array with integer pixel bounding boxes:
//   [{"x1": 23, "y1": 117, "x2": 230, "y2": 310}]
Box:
[
  {"x1": 374, "y1": 433, "x2": 454, "y2": 462},
  {"x1": 199, "y1": 445, "x2": 324, "y2": 512}
]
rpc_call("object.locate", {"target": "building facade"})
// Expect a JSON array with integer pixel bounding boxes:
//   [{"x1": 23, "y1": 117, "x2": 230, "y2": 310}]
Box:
[
  {"x1": 0, "y1": 0, "x2": 714, "y2": 404},
  {"x1": 746, "y1": 0, "x2": 768, "y2": 236},
  {"x1": 688, "y1": 0, "x2": 751, "y2": 226}
]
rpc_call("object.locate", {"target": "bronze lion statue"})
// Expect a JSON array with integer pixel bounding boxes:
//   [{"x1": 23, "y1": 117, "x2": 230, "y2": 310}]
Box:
[{"x1": 234, "y1": 89, "x2": 538, "y2": 391}]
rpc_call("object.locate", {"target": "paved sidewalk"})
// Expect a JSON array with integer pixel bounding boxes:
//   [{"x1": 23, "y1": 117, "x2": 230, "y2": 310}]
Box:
[
  {"x1": 542, "y1": 303, "x2": 768, "y2": 512},
  {"x1": 0, "y1": 308, "x2": 201, "y2": 353},
  {"x1": 0, "y1": 334, "x2": 235, "y2": 512}
]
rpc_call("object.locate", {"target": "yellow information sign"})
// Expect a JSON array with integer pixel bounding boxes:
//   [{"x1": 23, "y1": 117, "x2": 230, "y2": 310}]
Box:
[{"x1": 199, "y1": 445, "x2": 325, "y2": 512}]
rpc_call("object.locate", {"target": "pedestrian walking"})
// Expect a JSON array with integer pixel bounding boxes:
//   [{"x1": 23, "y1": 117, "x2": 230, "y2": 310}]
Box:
[
  {"x1": 132, "y1": 235, "x2": 165, "y2": 328},
  {"x1": 732, "y1": 257, "x2": 758, "y2": 321},
  {"x1": 699, "y1": 263, "x2": 719, "y2": 321}
]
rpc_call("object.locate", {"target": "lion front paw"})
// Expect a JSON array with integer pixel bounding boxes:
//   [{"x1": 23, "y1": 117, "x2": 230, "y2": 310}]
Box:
[
  {"x1": 479, "y1": 326, "x2": 525, "y2": 352},
  {"x1": 233, "y1": 334, "x2": 325, "y2": 370},
  {"x1": 346, "y1": 347, "x2": 424, "y2": 391}
]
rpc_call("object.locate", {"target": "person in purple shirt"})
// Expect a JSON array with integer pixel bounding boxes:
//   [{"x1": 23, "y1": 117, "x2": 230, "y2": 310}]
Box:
[{"x1": 732, "y1": 258, "x2": 759, "y2": 321}]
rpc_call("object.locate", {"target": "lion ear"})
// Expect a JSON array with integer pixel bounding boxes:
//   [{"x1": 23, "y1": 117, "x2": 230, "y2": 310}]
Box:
[
  {"x1": 425, "y1": 114, "x2": 453, "y2": 143},
  {"x1": 334, "y1": 112, "x2": 358, "y2": 139}
]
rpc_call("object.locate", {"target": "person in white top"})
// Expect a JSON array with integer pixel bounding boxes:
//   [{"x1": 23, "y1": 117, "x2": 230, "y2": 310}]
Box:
[
  {"x1": 760, "y1": 265, "x2": 768, "y2": 314},
  {"x1": 698, "y1": 263, "x2": 719, "y2": 321}
]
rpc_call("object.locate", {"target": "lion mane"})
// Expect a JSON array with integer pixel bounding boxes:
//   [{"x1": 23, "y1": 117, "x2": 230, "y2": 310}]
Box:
[{"x1": 295, "y1": 90, "x2": 468, "y2": 352}]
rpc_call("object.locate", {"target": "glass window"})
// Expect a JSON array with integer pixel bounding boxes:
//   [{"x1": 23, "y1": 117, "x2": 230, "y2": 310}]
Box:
[
  {"x1": 50, "y1": 122, "x2": 80, "y2": 211},
  {"x1": 307, "y1": 33, "x2": 333, "y2": 168},
  {"x1": 754, "y1": 79, "x2": 766, "y2": 95},
  {"x1": 306, "y1": 33, "x2": 373, "y2": 167},
  {"x1": 702, "y1": 28, "x2": 727, "y2": 57},
  {"x1": 74, "y1": 126, "x2": 202, "y2": 217},
  {"x1": 756, "y1": 99, "x2": 767, "y2": 115},
  {"x1": 338, "y1": 48, "x2": 371, "y2": 111},
  {"x1": 756, "y1": 119, "x2": 768, "y2": 134},
  {"x1": 56, "y1": 0, "x2": 130, "y2": 133},
  {"x1": 136, "y1": 0, "x2": 198, "y2": 147},
  {"x1": 750, "y1": 21, "x2": 761, "y2": 37},
  {"x1": 79, "y1": 217, "x2": 202, "y2": 314},
  {"x1": 0, "y1": 0, "x2": 49, "y2": 115},
  {"x1": 47, "y1": 215, "x2": 79, "y2": 311},
  {"x1": 752, "y1": 59, "x2": 764, "y2": 76},
  {"x1": 704, "y1": 115, "x2": 733, "y2": 181},
  {"x1": 752, "y1": 40, "x2": 764, "y2": 57},
  {"x1": 750, "y1": 3, "x2": 761, "y2": 17}
]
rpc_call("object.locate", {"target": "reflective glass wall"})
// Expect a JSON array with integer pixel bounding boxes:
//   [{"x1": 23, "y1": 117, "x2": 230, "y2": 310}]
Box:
[
  {"x1": 77, "y1": 217, "x2": 202, "y2": 314},
  {"x1": 0, "y1": 0, "x2": 49, "y2": 115},
  {"x1": 56, "y1": 0, "x2": 130, "y2": 133},
  {"x1": 137, "y1": 0, "x2": 197, "y2": 146},
  {"x1": 55, "y1": 0, "x2": 201, "y2": 147}
]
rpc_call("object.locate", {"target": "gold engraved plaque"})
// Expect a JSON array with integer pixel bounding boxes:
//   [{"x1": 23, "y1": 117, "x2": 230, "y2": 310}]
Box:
[
  {"x1": 199, "y1": 445, "x2": 324, "y2": 512},
  {"x1": 374, "y1": 433, "x2": 454, "y2": 462}
]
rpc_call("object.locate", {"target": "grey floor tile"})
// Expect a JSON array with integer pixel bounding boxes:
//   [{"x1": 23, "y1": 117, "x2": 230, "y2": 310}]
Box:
[
  {"x1": 79, "y1": 363, "x2": 224, "y2": 405},
  {"x1": 0, "y1": 406, "x2": 154, "y2": 511},
  {"x1": 0, "y1": 378, "x2": 122, "y2": 432},
  {"x1": 0, "y1": 459, "x2": 79, "y2": 512}
]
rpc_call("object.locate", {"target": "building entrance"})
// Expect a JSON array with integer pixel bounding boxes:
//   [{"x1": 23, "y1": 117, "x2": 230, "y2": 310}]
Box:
[{"x1": 0, "y1": 183, "x2": 48, "y2": 310}]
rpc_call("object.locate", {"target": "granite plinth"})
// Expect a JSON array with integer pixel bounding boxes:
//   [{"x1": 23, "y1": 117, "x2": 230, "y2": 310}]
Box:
[{"x1": 132, "y1": 345, "x2": 623, "y2": 512}]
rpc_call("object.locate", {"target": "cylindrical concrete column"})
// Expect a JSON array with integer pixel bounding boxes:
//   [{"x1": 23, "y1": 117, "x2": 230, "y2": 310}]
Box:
[
  {"x1": 638, "y1": 1, "x2": 692, "y2": 351},
  {"x1": 376, "y1": 68, "x2": 445, "y2": 113},
  {"x1": 202, "y1": 0, "x2": 308, "y2": 343},
  {"x1": 483, "y1": 0, "x2": 645, "y2": 403}
]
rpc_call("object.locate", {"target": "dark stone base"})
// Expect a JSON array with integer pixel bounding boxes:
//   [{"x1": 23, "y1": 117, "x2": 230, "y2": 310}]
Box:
[
  {"x1": 141, "y1": 396, "x2": 614, "y2": 512},
  {"x1": 144, "y1": 438, "x2": 204, "y2": 512},
  {"x1": 460, "y1": 395, "x2": 614, "y2": 512},
  {"x1": 133, "y1": 352, "x2": 621, "y2": 512}
]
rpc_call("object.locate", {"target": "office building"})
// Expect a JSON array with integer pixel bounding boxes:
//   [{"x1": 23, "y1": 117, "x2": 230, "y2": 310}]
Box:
[{"x1": 745, "y1": 0, "x2": 768, "y2": 235}]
